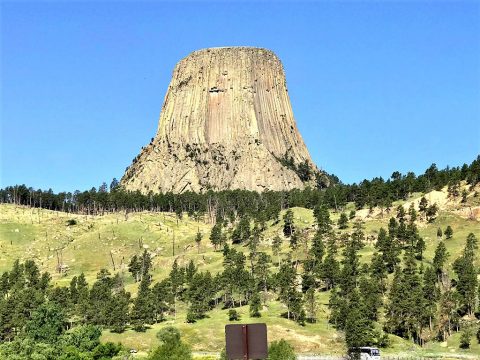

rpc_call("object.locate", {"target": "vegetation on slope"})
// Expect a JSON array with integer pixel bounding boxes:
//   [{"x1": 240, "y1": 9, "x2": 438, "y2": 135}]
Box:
[{"x1": 1, "y1": 157, "x2": 479, "y2": 358}]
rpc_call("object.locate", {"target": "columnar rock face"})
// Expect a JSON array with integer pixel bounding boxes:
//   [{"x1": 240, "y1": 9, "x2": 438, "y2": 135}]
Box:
[{"x1": 122, "y1": 47, "x2": 323, "y2": 193}]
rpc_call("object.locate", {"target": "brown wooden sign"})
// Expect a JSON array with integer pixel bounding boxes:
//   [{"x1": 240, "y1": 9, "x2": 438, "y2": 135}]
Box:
[{"x1": 225, "y1": 323, "x2": 268, "y2": 359}]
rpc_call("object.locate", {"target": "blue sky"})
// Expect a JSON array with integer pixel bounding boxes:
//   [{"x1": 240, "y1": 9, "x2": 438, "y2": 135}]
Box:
[{"x1": 1, "y1": 1, "x2": 479, "y2": 191}]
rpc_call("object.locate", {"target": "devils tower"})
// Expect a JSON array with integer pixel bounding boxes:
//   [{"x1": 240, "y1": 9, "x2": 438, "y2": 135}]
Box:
[{"x1": 122, "y1": 47, "x2": 324, "y2": 193}]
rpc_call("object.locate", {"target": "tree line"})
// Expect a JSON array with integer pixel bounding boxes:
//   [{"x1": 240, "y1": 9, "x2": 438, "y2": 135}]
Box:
[{"x1": 1, "y1": 156, "x2": 479, "y2": 220}]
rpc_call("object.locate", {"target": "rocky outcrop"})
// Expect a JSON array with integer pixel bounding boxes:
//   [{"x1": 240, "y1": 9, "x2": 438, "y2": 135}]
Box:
[{"x1": 122, "y1": 47, "x2": 324, "y2": 193}]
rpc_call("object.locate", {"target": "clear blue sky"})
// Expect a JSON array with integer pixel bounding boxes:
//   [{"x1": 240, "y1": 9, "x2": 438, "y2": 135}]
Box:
[{"x1": 1, "y1": 1, "x2": 479, "y2": 191}]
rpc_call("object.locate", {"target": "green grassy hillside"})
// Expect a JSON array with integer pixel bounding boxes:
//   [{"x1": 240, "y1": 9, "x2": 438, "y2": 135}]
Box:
[{"x1": 1, "y1": 184, "x2": 479, "y2": 358}]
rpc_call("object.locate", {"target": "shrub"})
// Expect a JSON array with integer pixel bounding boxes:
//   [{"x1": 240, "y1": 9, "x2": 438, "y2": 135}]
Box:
[
  {"x1": 268, "y1": 339, "x2": 296, "y2": 360},
  {"x1": 228, "y1": 309, "x2": 240, "y2": 321},
  {"x1": 460, "y1": 328, "x2": 472, "y2": 349},
  {"x1": 150, "y1": 326, "x2": 192, "y2": 360}
]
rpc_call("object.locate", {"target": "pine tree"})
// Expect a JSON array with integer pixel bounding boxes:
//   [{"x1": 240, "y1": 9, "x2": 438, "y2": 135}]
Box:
[
  {"x1": 408, "y1": 202, "x2": 417, "y2": 223},
  {"x1": 422, "y1": 266, "x2": 438, "y2": 331},
  {"x1": 152, "y1": 279, "x2": 173, "y2": 322},
  {"x1": 349, "y1": 210, "x2": 356, "y2": 220},
  {"x1": 275, "y1": 261, "x2": 299, "y2": 320},
  {"x1": 437, "y1": 288, "x2": 456, "y2": 341},
  {"x1": 195, "y1": 229, "x2": 202, "y2": 253},
  {"x1": 314, "y1": 204, "x2": 333, "y2": 235},
  {"x1": 249, "y1": 292, "x2": 261, "y2": 318},
  {"x1": 228, "y1": 309, "x2": 240, "y2": 321},
  {"x1": 209, "y1": 222, "x2": 222, "y2": 250},
  {"x1": 283, "y1": 209, "x2": 295, "y2": 237},
  {"x1": 433, "y1": 241, "x2": 449, "y2": 279},
  {"x1": 272, "y1": 235, "x2": 282, "y2": 265},
  {"x1": 460, "y1": 327, "x2": 473, "y2": 349},
  {"x1": 304, "y1": 288, "x2": 317, "y2": 323},
  {"x1": 437, "y1": 227, "x2": 443, "y2": 239},
  {"x1": 370, "y1": 252, "x2": 387, "y2": 294},
  {"x1": 338, "y1": 212, "x2": 348, "y2": 229},
  {"x1": 359, "y1": 274, "x2": 382, "y2": 321},
  {"x1": 139, "y1": 250, "x2": 152, "y2": 280},
  {"x1": 453, "y1": 233, "x2": 478, "y2": 316},
  {"x1": 375, "y1": 227, "x2": 399, "y2": 273},
  {"x1": 444, "y1": 225, "x2": 453, "y2": 239},
  {"x1": 128, "y1": 255, "x2": 141, "y2": 282},
  {"x1": 320, "y1": 238, "x2": 340, "y2": 289},
  {"x1": 339, "y1": 237, "x2": 360, "y2": 295},
  {"x1": 186, "y1": 271, "x2": 214, "y2": 321},
  {"x1": 130, "y1": 275, "x2": 154, "y2": 331},
  {"x1": 419, "y1": 196, "x2": 428, "y2": 219},
  {"x1": 415, "y1": 236, "x2": 426, "y2": 261},
  {"x1": 254, "y1": 252, "x2": 271, "y2": 293},
  {"x1": 385, "y1": 249, "x2": 424, "y2": 343},
  {"x1": 351, "y1": 220, "x2": 365, "y2": 250},
  {"x1": 185, "y1": 260, "x2": 197, "y2": 284},
  {"x1": 344, "y1": 289, "x2": 375, "y2": 351},
  {"x1": 109, "y1": 289, "x2": 130, "y2": 333},
  {"x1": 169, "y1": 260, "x2": 185, "y2": 320},
  {"x1": 426, "y1": 203, "x2": 438, "y2": 223}
]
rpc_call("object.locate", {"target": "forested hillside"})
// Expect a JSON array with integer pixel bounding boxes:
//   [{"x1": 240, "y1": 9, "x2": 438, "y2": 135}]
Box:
[{"x1": 0, "y1": 158, "x2": 479, "y2": 359}]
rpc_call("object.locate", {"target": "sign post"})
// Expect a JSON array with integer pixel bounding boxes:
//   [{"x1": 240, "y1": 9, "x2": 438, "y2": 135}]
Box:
[{"x1": 225, "y1": 323, "x2": 268, "y2": 360}]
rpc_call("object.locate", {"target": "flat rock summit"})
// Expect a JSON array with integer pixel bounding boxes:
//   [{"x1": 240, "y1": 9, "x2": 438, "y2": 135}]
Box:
[{"x1": 122, "y1": 47, "x2": 325, "y2": 193}]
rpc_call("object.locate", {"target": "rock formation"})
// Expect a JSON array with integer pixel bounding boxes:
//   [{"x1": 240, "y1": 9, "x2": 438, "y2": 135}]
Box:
[{"x1": 122, "y1": 47, "x2": 325, "y2": 193}]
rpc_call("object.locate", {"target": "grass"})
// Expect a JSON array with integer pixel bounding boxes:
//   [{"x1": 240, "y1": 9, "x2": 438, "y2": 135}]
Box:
[{"x1": 0, "y1": 185, "x2": 479, "y2": 357}]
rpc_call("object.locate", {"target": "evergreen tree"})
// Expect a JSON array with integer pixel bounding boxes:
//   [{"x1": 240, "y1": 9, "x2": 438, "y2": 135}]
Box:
[
  {"x1": 375, "y1": 227, "x2": 399, "y2": 273},
  {"x1": 344, "y1": 289, "x2": 375, "y2": 351},
  {"x1": 152, "y1": 279, "x2": 173, "y2": 323},
  {"x1": 408, "y1": 202, "x2": 417, "y2": 223},
  {"x1": 128, "y1": 255, "x2": 141, "y2": 282},
  {"x1": 25, "y1": 303, "x2": 66, "y2": 344},
  {"x1": 444, "y1": 225, "x2": 453, "y2": 239},
  {"x1": 460, "y1": 328, "x2": 473, "y2": 349},
  {"x1": 140, "y1": 250, "x2": 152, "y2": 279},
  {"x1": 349, "y1": 210, "x2": 356, "y2": 220},
  {"x1": 422, "y1": 266, "x2": 438, "y2": 331},
  {"x1": 283, "y1": 209, "x2": 295, "y2": 237},
  {"x1": 385, "y1": 249, "x2": 424, "y2": 343},
  {"x1": 254, "y1": 252, "x2": 271, "y2": 293},
  {"x1": 314, "y1": 205, "x2": 333, "y2": 235},
  {"x1": 320, "y1": 238, "x2": 340, "y2": 289},
  {"x1": 453, "y1": 233, "x2": 478, "y2": 316},
  {"x1": 419, "y1": 196, "x2": 429, "y2": 219},
  {"x1": 370, "y1": 252, "x2": 387, "y2": 294},
  {"x1": 426, "y1": 204, "x2": 438, "y2": 223},
  {"x1": 131, "y1": 275, "x2": 155, "y2": 331},
  {"x1": 228, "y1": 309, "x2": 240, "y2": 321},
  {"x1": 272, "y1": 235, "x2": 282, "y2": 265},
  {"x1": 249, "y1": 292, "x2": 261, "y2": 317},
  {"x1": 195, "y1": 229, "x2": 202, "y2": 253},
  {"x1": 339, "y1": 237, "x2": 360, "y2": 296},
  {"x1": 359, "y1": 275, "x2": 382, "y2": 322},
  {"x1": 209, "y1": 222, "x2": 222, "y2": 250},
  {"x1": 433, "y1": 241, "x2": 449, "y2": 278},
  {"x1": 186, "y1": 271, "x2": 214, "y2": 321},
  {"x1": 108, "y1": 289, "x2": 130, "y2": 333},
  {"x1": 338, "y1": 212, "x2": 348, "y2": 229},
  {"x1": 275, "y1": 260, "x2": 301, "y2": 320},
  {"x1": 437, "y1": 227, "x2": 443, "y2": 239},
  {"x1": 304, "y1": 288, "x2": 317, "y2": 323},
  {"x1": 185, "y1": 260, "x2": 197, "y2": 284},
  {"x1": 350, "y1": 220, "x2": 365, "y2": 250}
]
